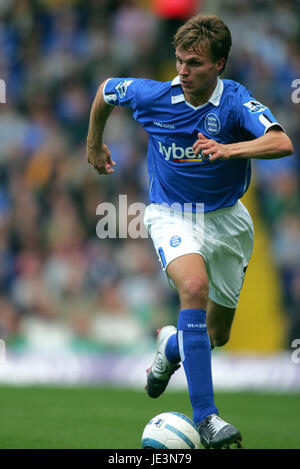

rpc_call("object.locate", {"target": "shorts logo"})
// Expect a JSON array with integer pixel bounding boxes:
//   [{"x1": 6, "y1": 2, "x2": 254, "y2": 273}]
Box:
[
  {"x1": 115, "y1": 80, "x2": 133, "y2": 99},
  {"x1": 243, "y1": 100, "x2": 266, "y2": 113},
  {"x1": 170, "y1": 235, "x2": 181, "y2": 247},
  {"x1": 204, "y1": 113, "x2": 221, "y2": 135}
]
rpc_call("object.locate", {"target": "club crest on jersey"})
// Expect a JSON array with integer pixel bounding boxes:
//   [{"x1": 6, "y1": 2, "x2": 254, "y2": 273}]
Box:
[
  {"x1": 204, "y1": 113, "x2": 221, "y2": 135},
  {"x1": 243, "y1": 100, "x2": 266, "y2": 113},
  {"x1": 115, "y1": 80, "x2": 133, "y2": 99}
]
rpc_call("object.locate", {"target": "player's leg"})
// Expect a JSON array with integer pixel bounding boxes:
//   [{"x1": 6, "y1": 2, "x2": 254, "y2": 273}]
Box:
[
  {"x1": 145, "y1": 253, "x2": 211, "y2": 401},
  {"x1": 144, "y1": 204, "x2": 200, "y2": 399},
  {"x1": 166, "y1": 253, "x2": 241, "y2": 449},
  {"x1": 167, "y1": 253, "x2": 209, "y2": 309},
  {"x1": 145, "y1": 249, "x2": 242, "y2": 448},
  {"x1": 206, "y1": 298, "x2": 236, "y2": 348},
  {"x1": 196, "y1": 300, "x2": 243, "y2": 448},
  {"x1": 166, "y1": 253, "x2": 219, "y2": 423}
]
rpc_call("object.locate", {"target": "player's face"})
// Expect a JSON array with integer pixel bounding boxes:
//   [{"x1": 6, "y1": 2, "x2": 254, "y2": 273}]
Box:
[{"x1": 175, "y1": 46, "x2": 224, "y2": 105}]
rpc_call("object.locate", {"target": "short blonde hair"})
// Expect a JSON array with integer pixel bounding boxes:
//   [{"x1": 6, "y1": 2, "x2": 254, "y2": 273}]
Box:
[{"x1": 173, "y1": 15, "x2": 232, "y2": 74}]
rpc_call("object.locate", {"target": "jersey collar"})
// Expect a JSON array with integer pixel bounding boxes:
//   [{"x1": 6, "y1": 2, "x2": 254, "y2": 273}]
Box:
[{"x1": 171, "y1": 76, "x2": 224, "y2": 109}]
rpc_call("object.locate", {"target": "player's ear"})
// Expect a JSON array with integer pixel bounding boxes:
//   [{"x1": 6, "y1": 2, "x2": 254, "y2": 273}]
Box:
[{"x1": 215, "y1": 58, "x2": 225, "y2": 74}]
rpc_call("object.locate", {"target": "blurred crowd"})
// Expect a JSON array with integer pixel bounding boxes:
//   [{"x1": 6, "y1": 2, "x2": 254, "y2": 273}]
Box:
[
  {"x1": 0, "y1": 0, "x2": 299, "y2": 353},
  {"x1": 219, "y1": 0, "x2": 300, "y2": 346}
]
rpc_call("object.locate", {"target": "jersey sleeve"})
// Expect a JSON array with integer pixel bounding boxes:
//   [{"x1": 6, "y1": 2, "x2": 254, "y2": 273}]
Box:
[
  {"x1": 103, "y1": 77, "x2": 139, "y2": 110},
  {"x1": 236, "y1": 88, "x2": 285, "y2": 139}
]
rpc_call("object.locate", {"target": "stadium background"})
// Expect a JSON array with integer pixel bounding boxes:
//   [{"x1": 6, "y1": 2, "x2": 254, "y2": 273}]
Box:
[{"x1": 0, "y1": 0, "x2": 300, "y2": 449}]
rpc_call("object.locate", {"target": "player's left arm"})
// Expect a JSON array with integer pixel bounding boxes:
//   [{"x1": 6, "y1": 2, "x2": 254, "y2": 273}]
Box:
[{"x1": 193, "y1": 127, "x2": 294, "y2": 162}]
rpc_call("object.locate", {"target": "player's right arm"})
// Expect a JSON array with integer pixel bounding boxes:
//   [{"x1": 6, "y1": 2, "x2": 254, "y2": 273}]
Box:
[{"x1": 86, "y1": 79, "x2": 116, "y2": 175}]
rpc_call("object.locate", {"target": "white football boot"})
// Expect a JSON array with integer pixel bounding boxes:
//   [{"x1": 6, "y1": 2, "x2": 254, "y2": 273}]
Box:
[
  {"x1": 145, "y1": 326, "x2": 180, "y2": 398},
  {"x1": 198, "y1": 414, "x2": 242, "y2": 449}
]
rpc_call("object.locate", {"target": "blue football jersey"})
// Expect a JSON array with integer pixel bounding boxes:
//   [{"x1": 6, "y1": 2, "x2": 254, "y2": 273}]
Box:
[{"x1": 103, "y1": 76, "x2": 283, "y2": 212}]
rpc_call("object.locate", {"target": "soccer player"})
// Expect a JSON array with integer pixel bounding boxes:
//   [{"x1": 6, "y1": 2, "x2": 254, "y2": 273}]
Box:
[{"x1": 86, "y1": 15, "x2": 294, "y2": 448}]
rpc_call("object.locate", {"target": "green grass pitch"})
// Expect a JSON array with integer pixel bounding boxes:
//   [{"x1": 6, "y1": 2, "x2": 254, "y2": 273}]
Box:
[{"x1": 0, "y1": 385, "x2": 299, "y2": 449}]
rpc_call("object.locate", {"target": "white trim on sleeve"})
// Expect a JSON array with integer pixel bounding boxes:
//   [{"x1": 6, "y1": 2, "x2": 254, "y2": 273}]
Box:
[
  {"x1": 102, "y1": 78, "x2": 117, "y2": 105},
  {"x1": 259, "y1": 114, "x2": 285, "y2": 134}
]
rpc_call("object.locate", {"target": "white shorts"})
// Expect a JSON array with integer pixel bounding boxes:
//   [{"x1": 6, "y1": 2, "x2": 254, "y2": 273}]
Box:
[{"x1": 144, "y1": 201, "x2": 254, "y2": 308}]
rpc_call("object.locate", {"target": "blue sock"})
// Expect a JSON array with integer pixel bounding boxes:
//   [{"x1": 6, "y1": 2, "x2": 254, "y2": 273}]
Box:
[
  {"x1": 177, "y1": 308, "x2": 218, "y2": 424},
  {"x1": 165, "y1": 333, "x2": 180, "y2": 364}
]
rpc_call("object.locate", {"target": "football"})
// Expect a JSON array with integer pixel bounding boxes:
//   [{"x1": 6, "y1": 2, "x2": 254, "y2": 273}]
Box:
[{"x1": 141, "y1": 411, "x2": 201, "y2": 449}]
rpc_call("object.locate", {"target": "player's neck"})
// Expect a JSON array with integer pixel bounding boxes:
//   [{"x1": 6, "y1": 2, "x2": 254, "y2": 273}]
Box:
[{"x1": 184, "y1": 78, "x2": 218, "y2": 107}]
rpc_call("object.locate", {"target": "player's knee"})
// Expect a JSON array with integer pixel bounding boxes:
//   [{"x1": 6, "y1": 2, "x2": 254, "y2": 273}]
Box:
[{"x1": 179, "y1": 277, "x2": 209, "y2": 304}]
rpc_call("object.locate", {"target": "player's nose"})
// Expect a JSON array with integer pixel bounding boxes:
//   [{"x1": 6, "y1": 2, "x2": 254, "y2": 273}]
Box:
[{"x1": 179, "y1": 63, "x2": 189, "y2": 75}]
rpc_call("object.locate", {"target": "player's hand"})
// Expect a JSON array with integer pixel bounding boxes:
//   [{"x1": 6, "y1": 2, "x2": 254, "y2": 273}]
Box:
[
  {"x1": 193, "y1": 133, "x2": 230, "y2": 162},
  {"x1": 86, "y1": 142, "x2": 116, "y2": 175}
]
